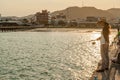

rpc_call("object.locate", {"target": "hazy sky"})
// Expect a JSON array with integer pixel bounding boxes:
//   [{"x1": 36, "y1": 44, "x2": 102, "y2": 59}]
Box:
[{"x1": 0, "y1": 0, "x2": 120, "y2": 17}]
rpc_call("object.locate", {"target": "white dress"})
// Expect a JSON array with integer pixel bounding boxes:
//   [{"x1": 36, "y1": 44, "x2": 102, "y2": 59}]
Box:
[{"x1": 100, "y1": 32, "x2": 105, "y2": 44}]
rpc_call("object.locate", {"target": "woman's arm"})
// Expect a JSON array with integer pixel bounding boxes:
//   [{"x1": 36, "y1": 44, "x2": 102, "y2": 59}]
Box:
[{"x1": 96, "y1": 36, "x2": 101, "y2": 41}]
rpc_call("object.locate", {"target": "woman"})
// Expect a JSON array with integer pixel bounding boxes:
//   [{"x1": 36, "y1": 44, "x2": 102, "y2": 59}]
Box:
[{"x1": 96, "y1": 19, "x2": 111, "y2": 72}]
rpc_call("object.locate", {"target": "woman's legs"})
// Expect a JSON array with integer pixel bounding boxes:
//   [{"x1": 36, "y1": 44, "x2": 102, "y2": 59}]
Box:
[{"x1": 101, "y1": 44, "x2": 109, "y2": 69}]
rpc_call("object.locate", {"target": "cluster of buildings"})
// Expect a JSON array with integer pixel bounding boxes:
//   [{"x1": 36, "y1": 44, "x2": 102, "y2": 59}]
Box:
[
  {"x1": 0, "y1": 10, "x2": 50, "y2": 26},
  {"x1": 51, "y1": 12, "x2": 120, "y2": 28},
  {"x1": 51, "y1": 13, "x2": 66, "y2": 26},
  {"x1": 50, "y1": 13, "x2": 101, "y2": 27},
  {"x1": 0, "y1": 10, "x2": 120, "y2": 28},
  {"x1": 35, "y1": 10, "x2": 49, "y2": 25}
]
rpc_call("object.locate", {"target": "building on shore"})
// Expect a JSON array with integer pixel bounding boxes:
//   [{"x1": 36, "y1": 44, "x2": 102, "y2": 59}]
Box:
[
  {"x1": 51, "y1": 13, "x2": 67, "y2": 26},
  {"x1": 35, "y1": 10, "x2": 49, "y2": 25},
  {"x1": 86, "y1": 16, "x2": 98, "y2": 22}
]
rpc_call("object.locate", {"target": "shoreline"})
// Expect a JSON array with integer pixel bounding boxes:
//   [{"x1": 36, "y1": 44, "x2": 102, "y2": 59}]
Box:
[
  {"x1": 0, "y1": 27, "x2": 102, "y2": 32},
  {"x1": 25, "y1": 27, "x2": 102, "y2": 32},
  {"x1": 0, "y1": 26, "x2": 117, "y2": 32}
]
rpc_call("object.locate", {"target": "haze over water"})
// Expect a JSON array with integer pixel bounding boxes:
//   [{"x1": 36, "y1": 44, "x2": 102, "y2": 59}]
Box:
[{"x1": 0, "y1": 29, "x2": 116, "y2": 80}]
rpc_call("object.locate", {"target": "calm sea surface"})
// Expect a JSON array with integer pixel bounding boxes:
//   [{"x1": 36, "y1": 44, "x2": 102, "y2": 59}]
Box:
[{"x1": 0, "y1": 29, "x2": 117, "y2": 80}]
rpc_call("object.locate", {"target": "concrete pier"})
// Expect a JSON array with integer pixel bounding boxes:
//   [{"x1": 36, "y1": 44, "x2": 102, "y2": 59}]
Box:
[{"x1": 90, "y1": 37, "x2": 120, "y2": 80}]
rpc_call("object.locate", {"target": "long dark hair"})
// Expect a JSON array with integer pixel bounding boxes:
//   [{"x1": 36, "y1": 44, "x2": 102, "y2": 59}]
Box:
[{"x1": 102, "y1": 22, "x2": 111, "y2": 43}]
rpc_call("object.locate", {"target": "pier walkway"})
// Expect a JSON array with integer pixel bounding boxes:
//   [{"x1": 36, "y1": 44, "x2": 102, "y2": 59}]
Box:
[{"x1": 90, "y1": 37, "x2": 120, "y2": 80}]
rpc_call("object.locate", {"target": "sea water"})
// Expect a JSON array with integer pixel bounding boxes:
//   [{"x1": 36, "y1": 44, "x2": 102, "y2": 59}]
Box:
[{"x1": 0, "y1": 29, "x2": 116, "y2": 80}]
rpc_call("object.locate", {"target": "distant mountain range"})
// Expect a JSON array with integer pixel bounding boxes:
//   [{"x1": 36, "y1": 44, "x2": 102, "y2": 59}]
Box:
[
  {"x1": 20, "y1": 14, "x2": 35, "y2": 19},
  {"x1": 107, "y1": 8, "x2": 120, "y2": 18},
  {"x1": 2, "y1": 6, "x2": 120, "y2": 20},
  {"x1": 51, "y1": 6, "x2": 120, "y2": 20}
]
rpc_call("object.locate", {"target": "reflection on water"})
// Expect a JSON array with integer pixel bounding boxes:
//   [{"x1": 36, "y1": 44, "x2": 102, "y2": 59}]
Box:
[{"x1": 0, "y1": 30, "x2": 116, "y2": 80}]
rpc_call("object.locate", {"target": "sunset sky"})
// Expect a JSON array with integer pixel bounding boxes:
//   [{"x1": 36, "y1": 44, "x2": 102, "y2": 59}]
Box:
[{"x1": 0, "y1": 0, "x2": 120, "y2": 17}]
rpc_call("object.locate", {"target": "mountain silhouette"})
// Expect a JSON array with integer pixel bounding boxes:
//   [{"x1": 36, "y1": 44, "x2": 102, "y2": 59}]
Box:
[{"x1": 51, "y1": 6, "x2": 120, "y2": 20}]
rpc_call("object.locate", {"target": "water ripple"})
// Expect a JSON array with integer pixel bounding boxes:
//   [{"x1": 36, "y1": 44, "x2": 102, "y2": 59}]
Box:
[{"x1": 0, "y1": 31, "x2": 116, "y2": 80}]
